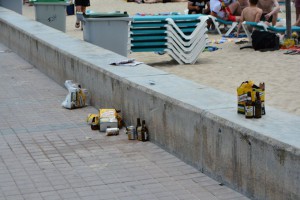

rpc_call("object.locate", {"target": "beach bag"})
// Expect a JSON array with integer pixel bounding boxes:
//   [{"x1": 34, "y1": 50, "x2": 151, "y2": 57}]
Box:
[{"x1": 251, "y1": 30, "x2": 279, "y2": 51}]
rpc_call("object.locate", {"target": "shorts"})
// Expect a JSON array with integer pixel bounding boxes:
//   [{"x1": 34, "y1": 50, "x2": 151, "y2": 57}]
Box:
[
  {"x1": 75, "y1": 0, "x2": 90, "y2": 7},
  {"x1": 225, "y1": 7, "x2": 236, "y2": 21},
  {"x1": 260, "y1": 13, "x2": 273, "y2": 23}
]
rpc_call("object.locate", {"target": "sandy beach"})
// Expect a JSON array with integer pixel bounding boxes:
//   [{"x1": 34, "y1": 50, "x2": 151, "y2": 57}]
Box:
[{"x1": 22, "y1": 0, "x2": 300, "y2": 116}]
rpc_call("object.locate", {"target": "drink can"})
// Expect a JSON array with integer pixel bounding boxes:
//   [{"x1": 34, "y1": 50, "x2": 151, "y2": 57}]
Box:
[
  {"x1": 127, "y1": 126, "x2": 136, "y2": 140},
  {"x1": 106, "y1": 128, "x2": 119, "y2": 136}
]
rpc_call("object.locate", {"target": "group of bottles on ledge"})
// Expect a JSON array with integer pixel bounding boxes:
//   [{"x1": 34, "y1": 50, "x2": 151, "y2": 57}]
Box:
[
  {"x1": 126, "y1": 118, "x2": 149, "y2": 141},
  {"x1": 245, "y1": 91, "x2": 265, "y2": 119}
]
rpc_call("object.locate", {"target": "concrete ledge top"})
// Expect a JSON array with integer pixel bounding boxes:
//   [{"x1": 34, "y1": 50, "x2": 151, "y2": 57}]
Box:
[{"x1": 1, "y1": 6, "x2": 300, "y2": 151}]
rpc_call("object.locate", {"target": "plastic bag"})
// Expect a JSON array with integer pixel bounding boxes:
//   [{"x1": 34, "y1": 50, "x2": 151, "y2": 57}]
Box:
[{"x1": 62, "y1": 80, "x2": 90, "y2": 109}]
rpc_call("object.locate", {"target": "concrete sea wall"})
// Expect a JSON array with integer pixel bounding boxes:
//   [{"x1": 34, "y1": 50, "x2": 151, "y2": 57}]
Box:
[{"x1": 1, "y1": 7, "x2": 300, "y2": 200}]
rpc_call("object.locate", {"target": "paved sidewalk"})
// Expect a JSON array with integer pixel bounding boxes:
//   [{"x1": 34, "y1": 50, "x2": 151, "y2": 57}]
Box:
[{"x1": 0, "y1": 43, "x2": 250, "y2": 200}]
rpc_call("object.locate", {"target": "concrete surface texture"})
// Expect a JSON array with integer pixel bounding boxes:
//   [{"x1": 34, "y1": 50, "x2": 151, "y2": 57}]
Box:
[
  {"x1": 0, "y1": 42, "x2": 249, "y2": 200},
  {"x1": 1, "y1": 2, "x2": 300, "y2": 200}
]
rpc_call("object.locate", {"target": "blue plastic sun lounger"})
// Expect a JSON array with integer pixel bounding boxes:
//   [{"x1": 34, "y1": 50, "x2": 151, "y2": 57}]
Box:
[
  {"x1": 130, "y1": 14, "x2": 209, "y2": 64},
  {"x1": 242, "y1": 21, "x2": 268, "y2": 40},
  {"x1": 208, "y1": 16, "x2": 238, "y2": 36},
  {"x1": 242, "y1": 21, "x2": 300, "y2": 40},
  {"x1": 267, "y1": 26, "x2": 300, "y2": 33}
]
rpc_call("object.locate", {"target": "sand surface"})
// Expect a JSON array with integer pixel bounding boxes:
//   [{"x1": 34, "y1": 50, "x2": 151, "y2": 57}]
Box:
[{"x1": 22, "y1": 0, "x2": 300, "y2": 116}]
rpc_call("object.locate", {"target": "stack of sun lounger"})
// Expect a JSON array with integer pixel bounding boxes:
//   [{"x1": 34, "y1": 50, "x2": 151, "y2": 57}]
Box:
[{"x1": 129, "y1": 14, "x2": 209, "y2": 64}]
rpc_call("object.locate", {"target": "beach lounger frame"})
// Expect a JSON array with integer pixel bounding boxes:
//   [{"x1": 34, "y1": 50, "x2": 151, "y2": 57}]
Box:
[
  {"x1": 242, "y1": 21, "x2": 268, "y2": 41},
  {"x1": 242, "y1": 21, "x2": 300, "y2": 41},
  {"x1": 209, "y1": 15, "x2": 238, "y2": 36}
]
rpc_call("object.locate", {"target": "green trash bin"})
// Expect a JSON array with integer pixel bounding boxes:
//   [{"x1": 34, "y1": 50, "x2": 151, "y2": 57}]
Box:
[
  {"x1": 0, "y1": 0, "x2": 22, "y2": 14},
  {"x1": 30, "y1": 0, "x2": 70, "y2": 32},
  {"x1": 82, "y1": 12, "x2": 131, "y2": 57}
]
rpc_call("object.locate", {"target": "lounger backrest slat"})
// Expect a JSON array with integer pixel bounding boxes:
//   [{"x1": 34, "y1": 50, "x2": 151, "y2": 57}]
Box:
[
  {"x1": 131, "y1": 41, "x2": 166, "y2": 47},
  {"x1": 131, "y1": 47, "x2": 166, "y2": 52},
  {"x1": 131, "y1": 35, "x2": 166, "y2": 41},
  {"x1": 131, "y1": 21, "x2": 199, "y2": 28}
]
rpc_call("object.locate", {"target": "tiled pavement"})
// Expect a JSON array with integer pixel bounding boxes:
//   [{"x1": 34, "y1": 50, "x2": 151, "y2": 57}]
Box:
[{"x1": 0, "y1": 42, "x2": 250, "y2": 200}]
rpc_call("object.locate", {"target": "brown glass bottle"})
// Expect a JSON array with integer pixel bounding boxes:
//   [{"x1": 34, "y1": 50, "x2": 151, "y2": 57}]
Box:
[
  {"x1": 245, "y1": 92, "x2": 254, "y2": 119},
  {"x1": 259, "y1": 82, "x2": 266, "y2": 115},
  {"x1": 261, "y1": 101, "x2": 266, "y2": 115},
  {"x1": 254, "y1": 92, "x2": 262, "y2": 118},
  {"x1": 141, "y1": 120, "x2": 149, "y2": 142},
  {"x1": 136, "y1": 118, "x2": 142, "y2": 140}
]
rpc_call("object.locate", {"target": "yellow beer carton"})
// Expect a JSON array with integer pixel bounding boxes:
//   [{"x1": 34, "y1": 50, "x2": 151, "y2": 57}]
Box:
[
  {"x1": 237, "y1": 81, "x2": 265, "y2": 114},
  {"x1": 99, "y1": 109, "x2": 117, "y2": 119},
  {"x1": 99, "y1": 109, "x2": 118, "y2": 132}
]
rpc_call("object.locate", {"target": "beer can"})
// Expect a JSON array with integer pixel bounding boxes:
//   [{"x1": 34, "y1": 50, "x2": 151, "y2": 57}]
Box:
[
  {"x1": 106, "y1": 128, "x2": 119, "y2": 136},
  {"x1": 126, "y1": 126, "x2": 136, "y2": 140}
]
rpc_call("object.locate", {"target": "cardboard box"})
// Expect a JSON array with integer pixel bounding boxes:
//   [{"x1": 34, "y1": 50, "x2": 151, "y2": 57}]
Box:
[
  {"x1": 237, "y1": 81, "x2": 265, "y2": 114},
  {"x1": 99, "y1": 118, "x2": 118, "y2": 132}
]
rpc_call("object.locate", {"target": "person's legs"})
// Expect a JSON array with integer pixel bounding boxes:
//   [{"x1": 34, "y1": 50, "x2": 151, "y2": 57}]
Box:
[
  {"x1": 229, "y1": 1, "x2": 241, "y2": 15},
  {"x1": 80, "y1": 6, "x2": 87, "y2": 30},
  {"x1": 227, "y1": 2, "x2": 241, "y2": 21},
  {"x1": 271, "y1": 12, "x2": 278, "y2": 26},
  {"x1": 75, "y1": 5, "x2": 82, "y2": 28},
  {"x1": 76, "y1": 5, "x2": 82, "y2": 12},
  {"x1": 294, "y1": 15, "x2": 300, "y2": 26},
  {"x1": 81, "y1": 6, "x2": 87, "y2": 14},
  {"x1": 296, "y1": 8, "x2": 300, "y2": 21},
  {"x1": 77, "y1": 0, "x2": 90, "y2": 30}
]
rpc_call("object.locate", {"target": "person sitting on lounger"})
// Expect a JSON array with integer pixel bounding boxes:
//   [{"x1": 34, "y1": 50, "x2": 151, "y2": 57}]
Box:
[
  {"x1": 210, "y1": 0, "x2": 242, "y2": 22},
  {"x1": 257, "y1": 0, "x2": 280, "y2": 26},
  {"x1": 236, "y1": 0, "x2": 262, "y2": 36},
  {"x1": 188, "y1": 0, "x2": 210, "y2": 14}
]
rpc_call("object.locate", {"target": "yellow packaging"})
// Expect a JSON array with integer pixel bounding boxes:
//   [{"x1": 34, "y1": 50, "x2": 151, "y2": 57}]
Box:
[
  {"x1": 99, "y1": 109, "x2": 117, "y2": 119},
  {"x1": 282, "y1": 38, "x2": 295, "y2": 49},
  {"x1": 237, "y1": 81, "x2": 265, "y2": 114},
  {"x1": 87, "y1": 114, "x2": 99, "y2": 125},
  {"x1": 86, "y1": 114, "x2": 100, "y2": 130},
  {"x1": 75, "y1": 89, "x2": 86, "y2": 108}
]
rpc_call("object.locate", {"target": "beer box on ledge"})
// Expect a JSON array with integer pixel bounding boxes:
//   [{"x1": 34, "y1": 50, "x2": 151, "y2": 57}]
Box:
[
  {"x1": 99, "y1": 118, "x2": 118, "y2": 132},
  {"x1": 237, "y1": 81, "x2": 265, "y2": 114}
]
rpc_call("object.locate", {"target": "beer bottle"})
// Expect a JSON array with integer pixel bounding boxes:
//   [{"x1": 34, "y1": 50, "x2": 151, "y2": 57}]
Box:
[
  {"x1": 245, "y1": 92, "x2": 254, "y2": 119},
  {"x1": 254, "y1": 92, "x2": 262, "y2": 118},
  {"x1": 136, "y1": 118, "x2": 141, "y2": 140},
  {"x1": 261, "y1": 101, "x2": 266, "y2": 115},
  {"x1": 141, "y1": 120, "x2": 149, "y2": 142},
  {"x1": 259, "y1": 82, "x2": 266, "y2": 115}
]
